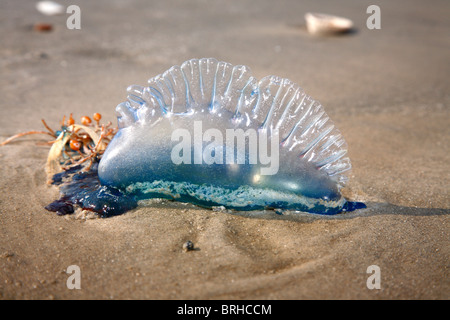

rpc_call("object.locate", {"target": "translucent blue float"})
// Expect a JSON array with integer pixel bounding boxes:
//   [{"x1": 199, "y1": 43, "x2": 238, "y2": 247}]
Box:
[{"x1": 93, "y1": 58, "x2": 359, "y2": 215}]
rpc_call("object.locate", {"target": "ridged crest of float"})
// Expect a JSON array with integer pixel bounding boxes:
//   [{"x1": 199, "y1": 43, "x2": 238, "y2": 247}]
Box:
[{"x1": 115, "y1": 58, "x2": 350, "y2": 186}]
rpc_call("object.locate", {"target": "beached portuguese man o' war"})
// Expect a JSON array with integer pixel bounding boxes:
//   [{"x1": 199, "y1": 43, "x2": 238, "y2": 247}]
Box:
[{"x1": 44, "y1": 58, "x2": 365, "y2": 217}]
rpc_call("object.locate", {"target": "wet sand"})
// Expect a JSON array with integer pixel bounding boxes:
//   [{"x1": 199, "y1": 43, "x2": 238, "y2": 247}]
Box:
[{"x1": 0, "y1": 0, "x2": 448, "y2": 299}]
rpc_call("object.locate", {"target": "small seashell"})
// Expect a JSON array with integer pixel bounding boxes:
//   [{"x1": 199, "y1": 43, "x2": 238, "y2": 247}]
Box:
[
  {"x1": 183, "y1": 241, "x2": 195, "y2": 252},
  {"x1": 33, "y1": 23, "x2": 53, "y2": 32},
  {"x1": 304, "y1": 12, "x2": 354, "y2": 35},
  {"x1": 36, "y1": 1, "x2": 65, "y2": 16}
]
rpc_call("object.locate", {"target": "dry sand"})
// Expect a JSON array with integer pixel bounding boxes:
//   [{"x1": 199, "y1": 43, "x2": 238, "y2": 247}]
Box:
[{"x1": 0, "y1": 0, "x2": 448, "y2": 299}]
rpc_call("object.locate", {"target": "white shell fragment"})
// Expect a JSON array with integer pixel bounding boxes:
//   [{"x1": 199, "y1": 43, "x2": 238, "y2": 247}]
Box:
[
  {"x1": 36, "y1": 1, "x2": 65, "y2": 16},
  {"x1": 305, "y1": 12, "x2": 354, "y2": 35}
]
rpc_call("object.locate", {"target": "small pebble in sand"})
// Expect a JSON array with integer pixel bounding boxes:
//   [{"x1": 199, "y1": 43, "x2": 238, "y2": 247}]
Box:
[
  {"x1": 34, "y1": 23, "x2": 53, "y2": 32},
  {"x1": 1, "y1": 252, "x2": 14, "y2": 259},
  {"x1": 183, "y1": 241, "x2": 195, "y2": 252}
]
